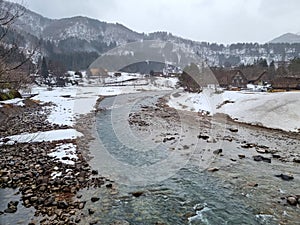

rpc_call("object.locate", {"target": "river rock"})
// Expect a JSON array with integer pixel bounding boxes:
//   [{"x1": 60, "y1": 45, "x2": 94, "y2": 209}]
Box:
[
  {"x1": 293, "y1": 158, "x2": 300, "y2": 163},
  {"x1": 194, "y1": 203, "x2": 205, "y2": 211},
  {"x1": 272, "y1": 154, "x2": 281, "y2": 159},
  {"x1": 78, "y1": 201, "x2": 86, "y2": 209},
  {"x1": 207, "y1": 167, "x2": 219, "y2": 172},
  {"x1": 106, "y1": 183, "x2": 113, "y2": 189},
  {"x1": 238, "y1": 154, "x2": 245, "y2": 159},
  {"x1": 57, "y1": 200, "x2": 69, "y2": 209},
  {"x1": 75, "y1": 216, "x2": 81, "y2": 223},
  {"x1": 8, "y1": 201, "x2": 18, "y2": 208},
  {"x1": 229, "y1": 128, "x2": 238, "y2": 132},
  {"x1": 88, "y1": 208, "x2": 95, "y2": 215},
  {"x1": 4, "y1": 201, "x2": 18, "y2": 213},
  {"x1": 287, "y1": 196, "x2": 298, "y2": 206},
  {"x1": 275, "y1": 174, "x2": 294, "y2": 181},
  {"x1": 197, "y1": 134, "x2": 209, "y2": 140},
  {"x1": 30, "y1": 196, "x2": 38, "y2": 203},
  {"x1": 213, "y1": 149, "x2": 222, "y2": 155},
  {"x1": 183, "y1": 145, "x2": 189, "y2": 150},
  {"x1": 241, "y1": 143, "x2": 254, "y2": 148},
  {"x1": 131, "y1": 191, "x2": 144, "y2": 197},
  {"x1": 256, "y1": 148, "x2": 268, "y2": 154},
  {"x1": 4, "y1": 207, "x2": 17, "y2": 213},
  {"x1": 91, "y1": 197, "x2": 100, "y2": 202},
  {"x1": 163, "y1": 137, "x2": 175, "y2": 142},
  {"x1": 1, "y1": 176, "x2": 9, "y2": 182},
  {"x1": 92, "y1": 170, "x2": 98, "y2": 175},
  {"x1": 44, "y1": 196, "x2": 55, "y2": 207},
  {"x1": 247, "y1": 182, "x2": 258, "y2": 187},
  {"x1": 253, "y1": 155, "x2": 271, "y2": 163}
]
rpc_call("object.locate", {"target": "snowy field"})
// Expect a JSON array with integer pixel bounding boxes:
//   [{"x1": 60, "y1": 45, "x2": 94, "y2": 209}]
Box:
[
  {"x1": 168, "y1": 89, "x2": 300, "y2": 133},
  {"x1": 30, "y1": 78, "x2": 177, "y2": 126}
]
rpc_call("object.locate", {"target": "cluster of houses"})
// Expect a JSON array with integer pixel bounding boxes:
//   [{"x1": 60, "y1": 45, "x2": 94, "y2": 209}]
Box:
[
  {"x1": 87, "y1": 65, "x2": 300, "y2": 92},
  {"x1": 211, "y1": 68, "x2": 300, "y2": 91}
]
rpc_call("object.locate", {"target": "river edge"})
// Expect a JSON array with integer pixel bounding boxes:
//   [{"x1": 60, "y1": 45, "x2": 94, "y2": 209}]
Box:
[{"x1": 0, "y1": 96, "x2": 113, "y2": 225}]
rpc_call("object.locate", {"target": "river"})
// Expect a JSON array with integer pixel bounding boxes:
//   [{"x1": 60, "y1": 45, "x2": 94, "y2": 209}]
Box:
[{"x1": 84, "y1": 91, "x2": 300, "y2": 225}]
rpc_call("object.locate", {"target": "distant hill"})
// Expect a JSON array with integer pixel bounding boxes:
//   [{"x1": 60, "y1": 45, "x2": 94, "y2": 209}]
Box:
[
  {"x1": 269, "y1": 33, "x2": 300, "y2": 44},
  {"x1": 1, "y1": 0, "x2": 300, "y2": 70}
]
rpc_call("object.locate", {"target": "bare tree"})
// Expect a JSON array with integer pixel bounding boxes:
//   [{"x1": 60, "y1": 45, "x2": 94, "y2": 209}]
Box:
[{"x1": 0, "y1": 0, "x2": 36, "y2": 92}]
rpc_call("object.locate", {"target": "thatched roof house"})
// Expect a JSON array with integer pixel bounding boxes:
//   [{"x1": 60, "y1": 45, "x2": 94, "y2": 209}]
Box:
[
  {"x1": 272, "y1": 76, "x2": 300, "y2": 90},
  {"x1": 212, "y1": 69, "x2": 248, "y2": 88}
]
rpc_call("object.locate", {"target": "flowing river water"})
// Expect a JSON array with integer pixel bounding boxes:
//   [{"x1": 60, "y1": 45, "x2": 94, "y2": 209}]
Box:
[{"x1": 84, "y1": 91, "x2": 300, "y2": 225}]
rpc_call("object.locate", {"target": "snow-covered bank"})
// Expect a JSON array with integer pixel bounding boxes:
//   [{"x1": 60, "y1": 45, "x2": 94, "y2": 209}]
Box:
[
  {"x1": 31, "y1": 77, "x2": 178, "y2": 126},
  {"x1": 0, "y1": 98, "x2": 25, "y2": 107},
  {"x1": 168, "y1": 90, "x2": 300, "y2": 132},
  {"x1": 0, "y1": 129, "x2": 82, "y2": 146},
  {"x1": 31, "y1": 86, "x2": 100, "y2": 126}
]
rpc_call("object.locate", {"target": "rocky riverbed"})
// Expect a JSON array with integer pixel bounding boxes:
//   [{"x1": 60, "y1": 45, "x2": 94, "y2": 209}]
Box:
[{"x1": 0, "y1": 99, "x2": 113, "y2": 225}]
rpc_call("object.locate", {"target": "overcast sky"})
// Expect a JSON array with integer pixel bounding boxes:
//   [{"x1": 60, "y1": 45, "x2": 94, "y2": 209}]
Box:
[{"x1": 11, "y1": 0, "x2": 300, "y2": 44}]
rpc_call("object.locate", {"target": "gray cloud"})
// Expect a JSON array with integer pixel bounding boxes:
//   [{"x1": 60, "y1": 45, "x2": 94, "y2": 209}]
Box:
[{"x1": 11, "y1": 0, "x2": 300, "y2": 44}]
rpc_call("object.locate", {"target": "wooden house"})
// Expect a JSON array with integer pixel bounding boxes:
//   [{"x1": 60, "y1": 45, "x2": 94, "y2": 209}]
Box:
[
  {"x1": 272, "y1": 76, "x2": 300, "y2": 90},
  {"x1": 212, "y1": 69, "x2": 248, "y2": 88}
]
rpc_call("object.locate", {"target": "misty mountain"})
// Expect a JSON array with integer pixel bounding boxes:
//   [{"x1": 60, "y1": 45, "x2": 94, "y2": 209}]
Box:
[
  {"x1": 269, "y1": 33, "x2": 300, "y2": 44},
  {"x1": 2, "y1": 1, "x2": 300, "y2": 70}
]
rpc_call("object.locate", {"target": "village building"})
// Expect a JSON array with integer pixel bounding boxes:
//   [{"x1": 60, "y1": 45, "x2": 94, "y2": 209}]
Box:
[
  {"x1": 271, "y1": 76, "x2": 300, "y2": 90},
  {"x1": 212, "y1": 69, "x2": 248, "y2": 88}
]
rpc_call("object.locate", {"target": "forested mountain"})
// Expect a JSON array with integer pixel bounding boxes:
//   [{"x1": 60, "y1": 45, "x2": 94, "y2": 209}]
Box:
[{"x1": 2, "y1": 1, "x2": 300, "y2": 70}]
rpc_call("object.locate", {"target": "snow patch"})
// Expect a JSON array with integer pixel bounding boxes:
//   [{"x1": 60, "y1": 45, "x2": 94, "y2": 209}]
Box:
[
  {"x1": 48, "y1": 143, "x2": 78, "y2": 165},
  {"x1": 0, "y1": 98, "x2": 25, "y2": 107},
  {"x1": 0, "y1": 129, "x2": 82, "y2": 145}
]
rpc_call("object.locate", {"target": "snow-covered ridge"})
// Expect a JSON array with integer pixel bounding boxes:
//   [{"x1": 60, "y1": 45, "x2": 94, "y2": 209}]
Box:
[
  {"x1": 6, "y1": 0, "x2": 300, "y2": 66},
  {"x1": 269, "y1": 32, "x2": 300, "y2": 44}
]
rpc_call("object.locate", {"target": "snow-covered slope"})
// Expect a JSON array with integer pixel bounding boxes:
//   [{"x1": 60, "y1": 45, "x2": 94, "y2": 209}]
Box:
[
  {"x1": 41, "y1": 16, "x2": 143, "y2": 44},
  {"x1": 269, "y1": 33, "x2": 300, "y2": 44},
  {"x1": 168, "y1": 90, "x2": 300, "y2": 133}
]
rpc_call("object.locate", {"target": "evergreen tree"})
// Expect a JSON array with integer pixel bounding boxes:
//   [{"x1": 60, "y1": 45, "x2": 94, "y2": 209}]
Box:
[
  {"x1": 268, "y1": 60, "x2": 276, "y2": 80},
  {"x1": 288, "y1": 58, "x2": 300, "y2": 74},
  {"x1": 257, "y1": 58, "x2": 268, "y2": 68},
  {"x1": 41, "y1": 57, "x2": 49, "y2": 80}
]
